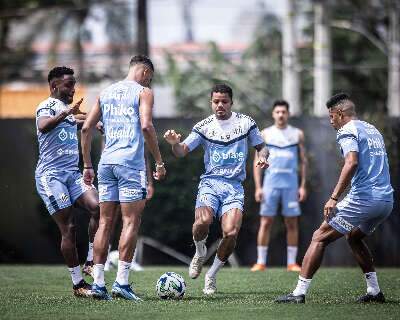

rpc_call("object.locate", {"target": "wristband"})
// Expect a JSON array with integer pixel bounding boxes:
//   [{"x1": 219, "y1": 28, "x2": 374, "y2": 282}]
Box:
[
  {"x1": 330, "y1": 196, "x2": 338, "y2": 201},
  {"x1": 84, "y1": 166, "x2": 93, "y2": 169}
]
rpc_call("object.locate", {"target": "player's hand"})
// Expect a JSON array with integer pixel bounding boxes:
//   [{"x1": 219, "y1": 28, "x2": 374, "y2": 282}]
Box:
[
  {"x1": 323, "y1": 198, "x2": 337, "y2": 221},
  {"x1": 96, "y1": 121, "x2": 104, "y2": 135},
  {"x1": 298, "y1": 186, "x2": 307, "y2": 202},
  {"x1": 153, "y1": 163, "x2": 166, "y2": 181},
  {"x1": 163, "y1": 130, "x2": 181, "y2": 145},
  {"x1": 256, "y1": 156, "x2": 269, "y2": 169},
  {"x1": 146, "y1": 184, "x2": 155, "y2": 200},
  {"x1": 68, "y1": 98, "x2": 85, "y2": 115},
  {"x1": 83, "y1": 167, "x2": 95, "y2": 185},
  {"x1": 255, "y1": 187, "x2": 264, "y2": 202}
]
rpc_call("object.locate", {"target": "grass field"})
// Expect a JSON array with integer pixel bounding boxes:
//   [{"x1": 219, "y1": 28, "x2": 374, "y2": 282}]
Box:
[{"x1": 0, "y1": 265, "x2": 399, "y2": 320}]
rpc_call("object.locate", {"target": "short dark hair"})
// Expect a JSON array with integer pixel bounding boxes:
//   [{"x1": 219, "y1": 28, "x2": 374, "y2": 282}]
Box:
[
  {"x1": 326, "y1": 92, "x2": 351, "y2": 109},
  {"x1": 129, "y1": 55, "x2": 154, "y2": 72},
  {"x1": 211, "y1": 83, "x2": 233, "y2": 100},
  {"x1": 48, "y1": 66, "x2": 74, "y2": 83},
  {"x1": 272, "y1": 99, "x2": 289, "y2": 111}
]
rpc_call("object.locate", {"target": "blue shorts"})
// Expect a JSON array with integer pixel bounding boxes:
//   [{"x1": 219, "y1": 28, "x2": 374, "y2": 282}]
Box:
[
  {"x1": 35, "y1": 170, "x2": 94, "y2": 215},
  {"x1": 195, "y1": 177, "x2": 244, "y2": 219},
  {"x1": 98, "y1": 164, "x2": 147, "y2": 203},
  {"x1": 259, "y1": 187, "x2": 301, "y2": 217},
  {"x1": 329, "y1": 196, "x2": 393, "y2": 235}
]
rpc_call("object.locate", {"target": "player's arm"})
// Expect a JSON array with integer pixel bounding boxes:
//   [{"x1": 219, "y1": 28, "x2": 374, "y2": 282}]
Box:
[
  {"x1": 163, "y1": 130, "x2": 190, "y2": 158},
  {"x1": 139, "y1": 88, "x2": 166, "y2": 181},
  {"x1": 298, "y1": 130, "x2": 308, "y2": 202},
  {"x1": 324, "y1": 151, "x2": 358, "y2": 220},
  {"x1": 81, "y1": 99, "x2": 102, "y2": 185},
  {"x1": 253, "y1": 143, "x2": 269, "y2": 202},
  {"x1": 37, "y1": 98, "x2": 84, "y2": 133}
]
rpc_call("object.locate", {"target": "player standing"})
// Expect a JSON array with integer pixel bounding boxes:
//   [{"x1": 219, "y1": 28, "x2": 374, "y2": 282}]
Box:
[
  {"x1": 275, "y1": 93, "x2": 393, "y2": 303},
  {"x1": 35, "y1": 66, "x2": 100, "y2": 297},
  {"x1": 251, "y1": 100, "x2": 307, "y2": 272},
  {"x1": 164, "y1": 84, "x2": 269, "y2": 295},
  {"x1": 81, "y1": 55, "x2": 166, "y2": 301}
]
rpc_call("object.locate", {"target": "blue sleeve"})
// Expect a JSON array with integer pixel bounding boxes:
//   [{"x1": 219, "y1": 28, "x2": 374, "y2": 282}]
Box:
[
  {"x1": 182, "y1": 130, "x2": 202, "y2": 152},
  {"x1": 338, "y1": 136, "x2": 359, "y2": 156},
  {"x1": 248, "y1": 124, "x2": 264, "y2": 147}
]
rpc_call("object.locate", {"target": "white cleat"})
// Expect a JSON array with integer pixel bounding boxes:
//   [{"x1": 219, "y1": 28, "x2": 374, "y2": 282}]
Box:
[
  {"x1": 189, "y1": 254, "x2": 206, "y2": 279},
  {"x1": 130, "y1": 261, "x2": 144, "y2": 271},
  {"x1": 203, "y1": 274, "x2": 217, "y2": 295}
]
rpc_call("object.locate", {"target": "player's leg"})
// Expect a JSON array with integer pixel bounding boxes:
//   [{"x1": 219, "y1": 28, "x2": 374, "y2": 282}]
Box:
[
  {"x1": 203, "y1": 208, "x2": 242, "y2": 295},
  {"x1": 275, "y1": 221, "x2": 343, "y2": 303},
  {"x1": 282, "y1": 188, "x2": 302, "y2": 271},
  {"x1": 104, "y1": 205, "x2": 121, "y2": 271},
  {"x1": 189, "y1": 206, "x2": 214, "y2": 279},
  {"x1": 252, "y1": 187, "x2": 278, "y2": 271},
  {"x1": 74, "y1": 186, "x2": 100, "y2": 278}
]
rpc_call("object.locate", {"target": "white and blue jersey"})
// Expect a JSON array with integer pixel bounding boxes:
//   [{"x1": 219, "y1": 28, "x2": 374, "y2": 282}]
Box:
[
  {"x1": 183, "y1": 112, "x2": 264, "y2": 218},
  {"x1": 259, "y1": 125, "x2": 301, "y2": 217},
  {"x1": 329, "y1": 120, "x2": 393, "y2": 235},
  {"x1": 97, "y1": 80, "x2": 147, "y2": 203},
  {"x1": 35, "y1": 97, "x2": 92, "y2": 214}
]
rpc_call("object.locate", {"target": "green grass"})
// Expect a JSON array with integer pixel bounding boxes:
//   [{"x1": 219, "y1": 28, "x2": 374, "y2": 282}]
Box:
[{"x1": 0, "y1": 266, "x2": 399, "y2": 320}]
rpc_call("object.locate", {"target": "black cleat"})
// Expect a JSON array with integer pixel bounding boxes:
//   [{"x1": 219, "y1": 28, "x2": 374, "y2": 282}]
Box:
[
  {"x1": 275, "y1": 293, "x2": 305, "y2": 304},
  {"x1": 357, "y1": 291, "x2": 385, "y2": 303},
  {"x1": 73, "y1": 279, "x2": 92, "y2": 298}
]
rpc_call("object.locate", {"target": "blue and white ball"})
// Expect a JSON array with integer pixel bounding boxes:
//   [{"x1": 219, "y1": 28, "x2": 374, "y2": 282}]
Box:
[{"x1": 156, "y1": 272, "x2": 186, "y2": 299}]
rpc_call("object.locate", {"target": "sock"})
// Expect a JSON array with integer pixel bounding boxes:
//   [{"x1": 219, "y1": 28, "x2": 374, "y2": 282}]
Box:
[
  {"x1": 292, "y1": 275, "x2": 312, "y2": 296},
  {"x1": 86, "y1": 242, "x2": 94, "y2": 262},
  {"x1": 206, "y1": 255, "x2": 225, "y2": 278},
  {"x1": 365, "y1": 272, "x2": 380, "y2": 295},
  {"x1": 116, "y1": 260, "x2": 131, "y2": 285},
  {"x1": 68, "y1": 265, "x2": 83, "y2": 285},
  {"x1": 256, "y1": 246, "x2": 268, "y2": 265},
  {"x1": 93, "y1": 264, "x2": 105, "y2": 287},
  {"x1": 194, "y1": 236, "x2": 207, "y2": 257},
  {"x1": 287, "y1": 246, "x2": 298, "y2": 265}
]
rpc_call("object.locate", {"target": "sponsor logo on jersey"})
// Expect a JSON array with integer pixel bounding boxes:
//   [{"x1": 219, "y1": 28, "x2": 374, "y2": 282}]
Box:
[
  {"x1": 103, "y1": 103, "x2": 135, "y2": 117},
  {"x1": 212, "y1": 150, "x2": 244, "y2": 164},
  {"x1": 59, "y1": 193, "x2": 69, "y2": 203}
]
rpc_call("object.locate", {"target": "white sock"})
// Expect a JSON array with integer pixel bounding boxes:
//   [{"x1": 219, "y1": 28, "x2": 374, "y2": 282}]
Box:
[
  {"x1": 287, "y1": 246, "x2": 298, "y2": 265},
  {"x1": 206, "y1": 255, "x2": 225, "y2": 278},
  {"x1": 292, "y1": 275, "x2": 312, "y2": 296},
  {"x1": 256, "y1": 246, "x2": 268, "y2": 265},
  {"x1": 194, "y1": 236, "x2": 207, "y2": 257},
  {"x1": 93, "y1": 264, "x2": 105, "y2": 287},
  {"x1": 86, "y1": 242, "x2": 94, "y2": 262},
  {"x1": 365, "y1": 272, "x2": 380, "y2": 295},
  {"x1": 116, "y1": 260, "x2": 131, "y2": 285},
  {"x1": 131, "y1": 251, "x2": 137, "y2": 264},
  {"x1": 68, "y1": 265, "x2": 83, "y2": 285}
]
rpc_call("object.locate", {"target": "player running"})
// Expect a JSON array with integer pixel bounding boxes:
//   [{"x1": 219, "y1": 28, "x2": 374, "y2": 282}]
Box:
[
  {"x1": 35, "y1": 66, "x2": 100, "y2": 297},
  {"x1": 275, "y1": 93, "x2": 393, "y2": 304},
  {"x1": 251, "y1": 100, "x2": 307, "y2": 272},
  {"x1": 81, "y1": 55, "x2": 166, "y2": 301},
  {"x1": 164, "y1": 84, "x2": 269, "y2": 295}
]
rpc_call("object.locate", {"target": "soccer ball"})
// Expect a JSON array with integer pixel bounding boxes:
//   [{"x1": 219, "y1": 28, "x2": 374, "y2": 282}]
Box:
[{"x1": 156, "y1": 272, "x2": 186, "y2": 299}]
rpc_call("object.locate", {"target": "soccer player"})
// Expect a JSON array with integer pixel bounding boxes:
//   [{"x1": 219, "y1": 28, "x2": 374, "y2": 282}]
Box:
[
  {"x1": 251, "y1": 100, "x2": 307, "y2": 272},
  {"x1": 35, "y1": 66, "x2": 100, "y2": 297},
  {"x1": 275, "y1": 93, "x2": 393, "y2": 303},
  {"x1": 81, "y1": 55, "x2": 166, "y2": 301},
  {"x1": 164, "y1": 83, "x2": 269, "y2": 295}
]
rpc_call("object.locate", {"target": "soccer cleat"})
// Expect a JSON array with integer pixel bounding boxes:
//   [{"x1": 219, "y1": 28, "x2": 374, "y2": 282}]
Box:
[
  {"x1": 73, "y1": 279, "x2": 92, "y2": 298},
  {"x1": 130, "y1": 262, "x2": 144, "y2": 271},
  {"x1": 287, "y1": 264, "x2": 302, "y2": 272},
  {"x1": 203, "y1": 274, "x2": 217, "y2": 295},
  {"x1": 82, "y1": 261, "x2": 94, "y2": 279},
  {"x1": 251, "y1": 263, "x2": 266, "y2": 272},
  {"x1": 189, "y1": 254, "x2": 206, "y2": 279},
  {"x1": 275, "y1": 293, "x2": 305, "y2": 304},
  {"x1": 91, "y1": 283, "x2": 112, "y2": 301},
  {"x1": 111, "y1": 281, "x2": 142, "y2": 301},
  {"x1": 357, "y1": 291, "x2": 385, "y2": 303}
]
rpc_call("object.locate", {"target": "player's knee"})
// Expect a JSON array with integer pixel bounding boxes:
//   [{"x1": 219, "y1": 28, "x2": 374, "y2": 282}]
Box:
[
  {"x1": 223, "y1": 226, "x2": 240, "y2": 240},
  {"x1": 260, "y1": 218, "x2": 273, "y2": 230},
  {"x1": 311, "y1": 228, "x2": 328, "y2": 246},
  {"x1": 87, "y1": 201, "x2": 99, "y2": 217},
  {"x1": 196, "y1": 215, "x2": 213, "y2": 227}
]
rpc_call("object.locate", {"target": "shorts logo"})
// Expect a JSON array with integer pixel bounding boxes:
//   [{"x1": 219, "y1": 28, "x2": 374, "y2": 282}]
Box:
[
  {"x1": 59, "y1": 193, "x2": 69, "y2": 203},
  {"x1": 99, "y1": 185, "x2": 108, "y2": 196},
  {"x1": 121, "y1": 188, "x2": 139, "y2": 197},
  {"x1": 199, "y1": 194, "x2": 209, "y2": 203},
  {"x1": 334, "y1": 217, "x2": 354, "y2": 232},
  {"x1": 58, "y1": 128, "x2": 68, "y2": 141},
  {"x1": 288, "y1": 201, "x2": 299, "y2": 209}
]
